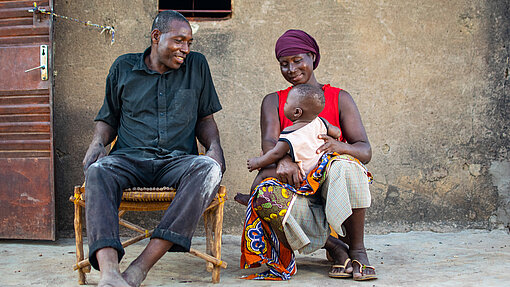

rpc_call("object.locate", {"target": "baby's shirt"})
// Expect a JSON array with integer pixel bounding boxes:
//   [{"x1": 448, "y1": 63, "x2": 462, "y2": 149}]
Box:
[{"x1": 278, "y1": 117, "x2": 328, "y2": 175}]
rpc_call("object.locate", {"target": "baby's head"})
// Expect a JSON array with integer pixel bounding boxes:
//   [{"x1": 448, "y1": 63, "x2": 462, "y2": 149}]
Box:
[{"x1": 284, "y1": 84, "x2": 325, "y2": 122}]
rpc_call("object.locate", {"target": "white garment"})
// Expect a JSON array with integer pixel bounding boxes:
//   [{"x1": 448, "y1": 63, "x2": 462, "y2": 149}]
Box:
[{"x1": 278, "y1": 117, "x2": 328, "y2": 175}]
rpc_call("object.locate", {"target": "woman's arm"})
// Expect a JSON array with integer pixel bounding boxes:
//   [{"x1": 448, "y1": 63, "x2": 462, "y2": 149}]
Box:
[
  {"x1": 317, "y1": 90, "x2": 372, "y2": 164},
  {"x1": 260, "y1": 93, "x2": 303, "y2": 185},
  {"x1": 260, "y1": 93, "x2": 281, "y2": 153}
]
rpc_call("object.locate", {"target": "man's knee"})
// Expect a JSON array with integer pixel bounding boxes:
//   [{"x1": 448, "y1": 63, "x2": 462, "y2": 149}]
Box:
[
  {"x1": 189, "y1": 156, "x2": 222, "y2": 188},
  {"x1": 85, "y1": 161, "x2": 104, "y2": 183},
  {"x1": 84, "y1": 159, "x2": 118, "y2": 200},
  {"x1": 85, "y1": 156, "x2": 120, "y2": 183}
]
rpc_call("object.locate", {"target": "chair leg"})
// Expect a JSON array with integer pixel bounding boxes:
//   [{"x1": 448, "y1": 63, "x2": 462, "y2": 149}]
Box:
[
  {"x1": 204, "y1": 209, "x2": 214, "y2": 272},
  {"x1": 73, "y1": 186, "x2": 86, "y2": 285},
  {"x1": 211, "y1": 186, "x2": 226, "y2": 283}
]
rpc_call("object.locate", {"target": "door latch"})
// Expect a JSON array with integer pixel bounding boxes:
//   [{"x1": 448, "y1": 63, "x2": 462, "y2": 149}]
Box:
[{"x1": 24, "y1": 45, "x2": 48, "y2": 81}]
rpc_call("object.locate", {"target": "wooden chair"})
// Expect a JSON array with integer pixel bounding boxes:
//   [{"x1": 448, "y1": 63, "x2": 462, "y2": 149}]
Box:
[{"x1": 69, "y1": 143, "x2": 228, "y2": 284}]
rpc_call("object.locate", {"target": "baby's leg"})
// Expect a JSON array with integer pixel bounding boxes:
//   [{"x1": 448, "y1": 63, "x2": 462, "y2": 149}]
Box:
[{"x1": 234, "y1": 166, "x2": 277, "y2": 206}]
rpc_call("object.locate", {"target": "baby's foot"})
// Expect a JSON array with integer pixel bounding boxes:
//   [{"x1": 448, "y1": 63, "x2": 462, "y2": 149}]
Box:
[{"x1": 234, "y1": 193, "x2": 250, "y2": 206}]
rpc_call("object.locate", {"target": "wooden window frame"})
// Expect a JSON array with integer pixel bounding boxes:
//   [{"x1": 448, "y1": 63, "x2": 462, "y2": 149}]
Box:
[{"x1": 159, "y1": 0, "x2": 232, "y2": 21}]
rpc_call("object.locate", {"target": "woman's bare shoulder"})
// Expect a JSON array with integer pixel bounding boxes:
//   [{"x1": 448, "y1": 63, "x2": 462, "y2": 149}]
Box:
[
  {"x1": 338, "y1": 89, "x2": 353, "y2": 100},
  {"x1": 261, "y1": 92, "x2": 279, "y2": 109},
  {"x1": 263, "y1": 92, "x2": 279, "y2": 102}
]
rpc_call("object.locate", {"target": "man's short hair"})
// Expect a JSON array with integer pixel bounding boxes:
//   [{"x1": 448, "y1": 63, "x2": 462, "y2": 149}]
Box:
[{"x1": 151, "y1": 10, "x2": 189, "y2": 33}]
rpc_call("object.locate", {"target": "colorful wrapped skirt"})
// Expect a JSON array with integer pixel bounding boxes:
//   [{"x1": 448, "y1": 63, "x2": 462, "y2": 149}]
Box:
[{"x1": 240, "y1": 153, "x2": 372, "y2": 280}]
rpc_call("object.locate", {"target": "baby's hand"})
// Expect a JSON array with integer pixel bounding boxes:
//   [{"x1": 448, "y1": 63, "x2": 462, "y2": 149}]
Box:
[{"x1": 247, "y1": 158, "x2": 260, "y2": 172}]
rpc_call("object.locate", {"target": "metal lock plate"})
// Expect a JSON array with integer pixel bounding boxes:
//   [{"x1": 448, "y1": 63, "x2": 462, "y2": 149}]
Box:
[
  {"x1": 24, "y1": 45, "x2": 48, "y2": 81},
  {"x1": 40, "y1": 45, "x2": 48, "y2": 81}
]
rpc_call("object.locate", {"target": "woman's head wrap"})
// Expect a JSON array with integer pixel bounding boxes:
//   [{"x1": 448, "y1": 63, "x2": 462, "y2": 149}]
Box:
[{"x1": 275, "y1": 29, "x2": 320, "y2": 69}]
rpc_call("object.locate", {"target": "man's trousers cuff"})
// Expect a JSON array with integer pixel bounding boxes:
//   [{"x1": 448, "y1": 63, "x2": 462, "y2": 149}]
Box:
[{"x1": 152, "y1": 228, "x2": 191, "y2": 252}]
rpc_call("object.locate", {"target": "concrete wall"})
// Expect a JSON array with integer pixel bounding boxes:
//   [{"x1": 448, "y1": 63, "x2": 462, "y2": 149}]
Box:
[{"x1": 53, "y1": 0, "x2": 509, "y2": 237}]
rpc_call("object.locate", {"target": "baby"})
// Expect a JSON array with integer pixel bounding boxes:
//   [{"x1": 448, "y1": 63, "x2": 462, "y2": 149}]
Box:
[{"x1": 247, "y1": 84, "x2": 341, "y2": 177}]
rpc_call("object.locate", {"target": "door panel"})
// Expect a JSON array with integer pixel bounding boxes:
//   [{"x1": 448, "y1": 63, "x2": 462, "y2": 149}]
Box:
[{"x1": 0, "y1": 0, "x2": 54, "y2": 240}]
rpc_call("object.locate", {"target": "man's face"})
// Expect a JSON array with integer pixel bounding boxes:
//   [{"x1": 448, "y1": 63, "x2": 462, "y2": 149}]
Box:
[{"x1": 154, "y1": 20, "x2": 193, "y2": 70}]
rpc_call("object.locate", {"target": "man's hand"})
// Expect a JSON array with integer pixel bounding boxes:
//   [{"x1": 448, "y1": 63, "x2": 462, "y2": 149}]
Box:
[
  {"x1": 205, "y1": 146, "x2": 226, "y2": 174},
  {"x1": 82, "y1": 121, "x2": 117, "y2": 173},
  {"x1": 276, "y1": 155, "x2": 303, "y2": 187},
  {"x1": 82, "y1": 141, "x2": 107, "y2": 173}
]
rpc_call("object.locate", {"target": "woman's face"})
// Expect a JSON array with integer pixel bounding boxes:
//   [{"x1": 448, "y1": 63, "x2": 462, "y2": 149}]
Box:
[{"x1": 278, "y1": 53, "x2": 315, "y2": 86}]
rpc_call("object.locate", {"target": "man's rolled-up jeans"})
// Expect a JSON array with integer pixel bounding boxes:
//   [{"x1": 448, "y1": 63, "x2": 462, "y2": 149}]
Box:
[{"x1": 84, "y1": 154, "x2": 222, "y2": 270}]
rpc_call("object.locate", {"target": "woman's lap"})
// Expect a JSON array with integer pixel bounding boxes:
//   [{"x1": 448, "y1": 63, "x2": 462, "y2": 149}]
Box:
[{"x1": 253, "y1": 159, "x2": 371, "y2": 253}]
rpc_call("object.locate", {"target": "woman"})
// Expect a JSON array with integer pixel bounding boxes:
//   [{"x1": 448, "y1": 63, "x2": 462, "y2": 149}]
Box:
[{"x1": 236, "y1": 30, "x2": 376, "y2": 281}]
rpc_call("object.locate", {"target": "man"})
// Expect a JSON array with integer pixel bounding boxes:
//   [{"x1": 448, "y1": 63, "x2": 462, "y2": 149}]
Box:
[{"x1": 82, "y1": 10, "x2": 225, "y2": 287}]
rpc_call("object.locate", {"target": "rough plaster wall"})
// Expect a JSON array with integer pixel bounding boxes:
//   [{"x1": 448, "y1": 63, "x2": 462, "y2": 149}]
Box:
[
  {"x1": 486, "y1": 1, "x2": 510, "y2": 230},
  {"x1": 53, "y1": 0, "x2": 509, "y2": 237}
]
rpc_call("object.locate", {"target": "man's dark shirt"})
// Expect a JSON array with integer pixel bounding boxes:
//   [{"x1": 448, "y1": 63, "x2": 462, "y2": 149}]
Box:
[{"x1": 95, "y1": 47, "x2": 222, "y2": 159}]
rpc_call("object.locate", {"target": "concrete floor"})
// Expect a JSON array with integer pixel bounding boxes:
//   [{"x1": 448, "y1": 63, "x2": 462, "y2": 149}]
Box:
[{"x1": 0, "y1": 229, "x2": 509, "y2": 286}]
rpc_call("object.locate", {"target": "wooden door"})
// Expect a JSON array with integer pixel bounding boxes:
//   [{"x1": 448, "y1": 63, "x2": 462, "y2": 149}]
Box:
[{"x1": 0, "y1": 0, "x2": 54, "y2": 240}]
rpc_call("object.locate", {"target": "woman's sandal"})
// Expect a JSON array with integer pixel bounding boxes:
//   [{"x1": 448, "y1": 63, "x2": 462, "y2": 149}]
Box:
[
  {"x1": 351, "y1": 259, "x2": 377, "y2": 281},
  {"x1": 328, "y1": 258, "x2": 353, "y2": 278}
]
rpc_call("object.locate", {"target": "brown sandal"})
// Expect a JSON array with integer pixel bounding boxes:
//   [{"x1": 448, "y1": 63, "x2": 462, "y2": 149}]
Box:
[
  {"x1": 351, "y1": 259, "x2": 377, "y2": 281},
  {"x1": 328, "y1": 258, "x2": 352, "y2": 278}
]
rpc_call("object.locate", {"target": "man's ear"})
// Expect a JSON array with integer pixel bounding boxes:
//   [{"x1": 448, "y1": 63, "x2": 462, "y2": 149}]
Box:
[{"x1": 151, "y1": 29, "x2": 161, "y2": 44}]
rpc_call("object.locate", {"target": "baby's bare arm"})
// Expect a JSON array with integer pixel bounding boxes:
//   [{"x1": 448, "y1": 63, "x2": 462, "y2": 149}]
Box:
[{"x1": 247, "y1": 141, "x2": 290, "y2": 172}]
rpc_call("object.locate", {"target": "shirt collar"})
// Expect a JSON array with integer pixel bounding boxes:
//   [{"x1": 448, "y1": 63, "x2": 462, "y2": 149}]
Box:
[{"x1": 133, "y1": 47, "x2": 186, "y2": 74}]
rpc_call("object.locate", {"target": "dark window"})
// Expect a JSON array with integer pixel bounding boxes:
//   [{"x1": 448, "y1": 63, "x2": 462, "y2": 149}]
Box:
[{"x1": 159, "y1": 0, "x2": 232, "y2": 20}]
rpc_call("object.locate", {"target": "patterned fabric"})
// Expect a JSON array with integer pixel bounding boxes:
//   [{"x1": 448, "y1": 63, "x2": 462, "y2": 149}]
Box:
[
  {"x1": 285, "y1": 155, "x2": 372, "y2": 253},
  {"x1": 240, "y1": 179, "x2": 296, "y2": 280},
  {"x1": 298, "y1": 152, "x2": 341, "y2": 195},
  {"x1": 240, "y1": 153, "x2": 373, "y2": 280}
]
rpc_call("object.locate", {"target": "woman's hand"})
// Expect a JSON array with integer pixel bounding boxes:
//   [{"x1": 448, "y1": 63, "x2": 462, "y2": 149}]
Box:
[
  {"x1": 317, "y1": 134, "x2": 346, "y2": 155},
  {"x1": 317, "y1": 133, "x2": 372, "y2": 164},
  {"x1": 276, "y1": 155, "x2": 304, "y2": 187}
]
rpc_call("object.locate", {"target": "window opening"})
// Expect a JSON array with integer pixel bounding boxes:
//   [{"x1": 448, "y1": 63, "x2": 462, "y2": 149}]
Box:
[{"x1": 159, "y1": 0, "x2": 232, "y2": 20}]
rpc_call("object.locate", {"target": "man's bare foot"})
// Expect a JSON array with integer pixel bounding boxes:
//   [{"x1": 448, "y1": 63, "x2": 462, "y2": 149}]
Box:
[
  {"x1": 324, "y1": 236, "x2": 352, "y2": 277},
  {"x1": 98, "y1": 269, "x2": 132, "y2": 287},
  {"x1": 349, "y1": 248, "x2": 377, "y2": 281},
  {"x1": 122, "y1": 262, "x2": 148, "y2": 287},
  {"x1": 234, "y1": 193, "x2": 250, "y2": 206}
]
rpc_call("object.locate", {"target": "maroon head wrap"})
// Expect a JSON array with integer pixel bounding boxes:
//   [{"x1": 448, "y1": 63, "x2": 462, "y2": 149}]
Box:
[{"x1": 275, "y1": 29, "x2": 320, "y2": 70}]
